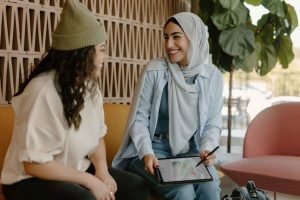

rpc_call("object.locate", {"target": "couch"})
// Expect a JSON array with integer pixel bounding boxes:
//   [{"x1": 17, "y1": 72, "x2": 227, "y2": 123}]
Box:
[
  {"x1": 0, "y1": 104, "x2": 161, "y2": 200},
  {"x1": 0, "y1": 105, "x2": 14, "y2": 200}
]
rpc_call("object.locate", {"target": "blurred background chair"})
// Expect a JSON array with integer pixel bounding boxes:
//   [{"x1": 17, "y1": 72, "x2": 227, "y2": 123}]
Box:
[{"x1": 220, "y1": 102, "x2": 300, "y2": 198}]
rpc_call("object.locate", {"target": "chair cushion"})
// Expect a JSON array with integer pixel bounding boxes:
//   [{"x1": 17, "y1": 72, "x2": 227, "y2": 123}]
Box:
[{"x1": 220, "y1": 155, "x2": 300, "y2": 196}]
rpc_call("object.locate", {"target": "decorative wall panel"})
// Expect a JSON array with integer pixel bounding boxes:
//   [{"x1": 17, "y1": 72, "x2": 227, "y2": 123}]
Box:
[{"x1": 0, "y1": 0, "x2": 191, "y2": 104}]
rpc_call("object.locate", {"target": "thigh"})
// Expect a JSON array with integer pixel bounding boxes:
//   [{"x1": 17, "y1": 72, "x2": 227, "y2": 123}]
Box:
[
  {"x1": 153, "y1": 183, "x2": 196, "y2": 200},
  {"x1": 3, "y1": 178, "x2": 96, "y2": 200},
  {"x1": 194, "y1": 165, "x2": 221, "y2": 200},
  {"x1": 109, "y1": 167, "x2": 150, "y2": 200}
]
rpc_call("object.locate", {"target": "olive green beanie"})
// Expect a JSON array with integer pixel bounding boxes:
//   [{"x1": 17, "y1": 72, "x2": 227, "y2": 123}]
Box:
[{"x1": 51, "y1": 0, "x2": 107, "y2": 50}]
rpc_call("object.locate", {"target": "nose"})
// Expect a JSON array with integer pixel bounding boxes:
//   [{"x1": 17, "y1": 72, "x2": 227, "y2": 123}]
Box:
[{"x1": 165, "y1": 38, "x2": 174, "y2": 50}]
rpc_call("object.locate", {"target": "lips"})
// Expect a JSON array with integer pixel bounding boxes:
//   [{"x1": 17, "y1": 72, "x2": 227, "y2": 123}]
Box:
[{"x1": 168, "y1": 49, "x2": 180, "y2": 55}]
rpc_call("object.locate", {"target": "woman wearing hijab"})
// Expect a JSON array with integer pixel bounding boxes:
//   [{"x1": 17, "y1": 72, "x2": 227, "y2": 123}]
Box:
[{"x1": 112, "y1": 12, "x2": 223, "y2": 200}]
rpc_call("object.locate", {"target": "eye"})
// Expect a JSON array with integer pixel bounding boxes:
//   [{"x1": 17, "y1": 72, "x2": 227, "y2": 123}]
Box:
[
  {"x1": 99, "y1": 46, "x2": 106, "y2": 52},
  {"x1": 173, "y1": 35, "x2": 181, "y2": 39}
]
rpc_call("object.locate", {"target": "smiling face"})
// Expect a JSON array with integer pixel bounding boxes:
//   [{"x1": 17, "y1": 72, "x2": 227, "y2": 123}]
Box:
[
  {"x1": 93, "y1": 42, "x2": 106, "y2": 78},
  {"x1": 163, "y1": 22, "x2": 189, "y2": 67}
]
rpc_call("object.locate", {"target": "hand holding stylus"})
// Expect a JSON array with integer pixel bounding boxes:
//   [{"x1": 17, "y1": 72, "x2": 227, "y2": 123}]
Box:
[{"x1": 195, "y1": 146, "x2": 219, "y2": 167}]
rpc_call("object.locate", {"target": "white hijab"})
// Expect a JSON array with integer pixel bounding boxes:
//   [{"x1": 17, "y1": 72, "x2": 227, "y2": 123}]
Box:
[{"x1": 166, "y1": 12, "x2": 210, "y2": 155}]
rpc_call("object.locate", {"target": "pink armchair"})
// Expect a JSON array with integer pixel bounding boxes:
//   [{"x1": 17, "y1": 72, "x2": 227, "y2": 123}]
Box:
[{"x1": 220, "y1": 102, "x2": 300, "y2": 196}]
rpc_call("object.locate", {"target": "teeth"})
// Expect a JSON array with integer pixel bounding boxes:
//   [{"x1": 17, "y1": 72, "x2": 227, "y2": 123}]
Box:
[{"x1": 169, "y1": 50, "x2": 178, "y2": 54}]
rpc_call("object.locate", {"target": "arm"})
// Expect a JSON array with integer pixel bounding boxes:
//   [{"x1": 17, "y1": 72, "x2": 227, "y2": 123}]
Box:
[
  {"x1": 199, "y1": 70, "x2": 224, "y2": 165},
  {"x1": 89, "y1": 138, "x2": 117, "y2": 193},
  {"x1": 130, "y1": 71, "x2": 160, "y2": 175},
  {"x1": 130, "y1": 72, "x2": 154, "y2": 159}
]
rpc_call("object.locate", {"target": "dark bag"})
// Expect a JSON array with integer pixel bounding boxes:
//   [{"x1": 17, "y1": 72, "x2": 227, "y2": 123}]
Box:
[{"x1": 222, "y1": 180, "x2": 270, "y2": 200}]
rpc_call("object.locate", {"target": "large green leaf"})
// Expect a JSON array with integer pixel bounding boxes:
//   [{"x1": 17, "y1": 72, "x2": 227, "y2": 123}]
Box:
[
  {"x1": 262, "y1": 0, "x2": 285, "y2": 17},
  {"x1": 256, "y1": 13, "x2": 269, "y2": 30},
  {"x1": 211, "y1": 3, "x2": 249, "y2": 30},
  {"x1": 219, "y1": 0, "x2": 240, "y2": 10},
  {"x1": 258, "y1": 22, "x2": 274, "y2": 44},
  {"x1": 233, "y1": 41, "x2": 261, "y2": 72},
  {"x1": 275, "y1": 35, "x2": 294, "y2": 68},
  {"x1": 219, "y1": 25, "x2": 255, "y2": 58},
  {"x1": 245, "y1": 0, "x2": 261, "y2": 6},
  {"x1": 287, "y1": 4, "x2": 298, "y2": 33},
  {"x1": 233, "y1": 51, "x2": 258, "y2": 72},
  {"x1": 258, "y1": 43, "x2": 277, "y2": 75},
  {"x1": 212, "y1": 11, "x2": 233, "y2": 30}
]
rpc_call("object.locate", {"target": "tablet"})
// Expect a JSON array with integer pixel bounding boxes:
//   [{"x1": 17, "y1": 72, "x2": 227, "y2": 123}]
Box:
[{"x1": 156, "y1": 156, "x2": 213, "y2": 184}]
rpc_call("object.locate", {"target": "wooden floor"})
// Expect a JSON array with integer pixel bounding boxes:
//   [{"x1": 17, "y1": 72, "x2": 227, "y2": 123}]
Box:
[{"x1": 267, "y1": 192, "x2": 300, "y2": 200}]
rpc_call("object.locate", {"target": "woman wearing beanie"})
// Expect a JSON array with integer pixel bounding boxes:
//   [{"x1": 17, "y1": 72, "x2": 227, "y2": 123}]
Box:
[
  {"x1": 112, "y1": 12, "x2": 223, "y2": 200},
  {"x1": 0, "y1": 0, "x2": 149, "y2": 200}
]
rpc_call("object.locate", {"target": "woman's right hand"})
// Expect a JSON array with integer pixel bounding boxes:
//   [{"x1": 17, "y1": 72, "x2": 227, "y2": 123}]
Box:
[
  {"x1": 87, "y1": 174, "x2": 115, "y2": 200},
  {"x1": 143, "y1": 154, "x2": 159, "y2": 175}
]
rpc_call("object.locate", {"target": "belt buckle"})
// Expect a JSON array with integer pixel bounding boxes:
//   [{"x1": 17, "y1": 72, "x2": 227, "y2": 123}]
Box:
[{"x1": 154, "y1": 133, "x2": 168, "y2": 140}]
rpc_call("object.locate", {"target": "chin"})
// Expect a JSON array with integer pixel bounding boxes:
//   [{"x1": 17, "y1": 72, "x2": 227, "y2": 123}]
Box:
[
  {"x1": 169, "y1": 56, "x2": 183, "y2": 64},
  {"x1": 93, "y1": 70, "x2": 101, "y2": 79},
  {"x1": 169, "y1": 58, "x2": 179, "y2": 63}
]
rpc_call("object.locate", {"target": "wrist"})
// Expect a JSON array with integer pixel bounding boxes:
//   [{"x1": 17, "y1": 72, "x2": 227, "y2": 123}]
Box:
[
  {"x1": 95, "y1": 169, "x2": 110, "y2": 179},
  {"x1": 81, "y1": 171, "x2": 99, "y2": 189}
]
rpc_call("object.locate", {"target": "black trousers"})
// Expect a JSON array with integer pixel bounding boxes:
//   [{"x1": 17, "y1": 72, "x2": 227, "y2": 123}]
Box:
[{"x1": 2, "y1": 166, "x2": 150, "y2": 200}]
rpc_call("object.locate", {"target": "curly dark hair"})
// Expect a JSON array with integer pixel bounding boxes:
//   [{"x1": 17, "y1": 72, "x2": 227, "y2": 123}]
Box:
[{"x1": 14, "y1": 46, "x2": 98, "y2": 129}]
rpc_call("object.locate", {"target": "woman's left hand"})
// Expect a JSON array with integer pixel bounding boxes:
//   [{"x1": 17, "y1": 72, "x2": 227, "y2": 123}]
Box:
[
  {"x1": 95, "y1": 171, "x2": 117, "y2": 193},
  {"x1": 199, "y1": 150, "x2": 216, "y2": 166}
]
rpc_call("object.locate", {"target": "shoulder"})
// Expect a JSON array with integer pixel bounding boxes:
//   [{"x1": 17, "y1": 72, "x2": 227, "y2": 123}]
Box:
[
  {"x1": 26, "y1": 70, "x2": 56, "y2": 93},
  {"x1": 28, "y1": 71, "x2": 58, "y2": 101},
  {"x1": 196, "y1": 64, "x2": 223, "y2": 91},
  {"x1": 200, "y1": 64, "x2": 223, "y2": 80},
  {"x1": 205, "y1": 64, "x2": 224, "y2": 92},
  {"x1": 12, "y1": 71, "x2": 60, "y2": 112},
  {"x1": 145, "y1": 57, "x2": 167, "y2": 71}
]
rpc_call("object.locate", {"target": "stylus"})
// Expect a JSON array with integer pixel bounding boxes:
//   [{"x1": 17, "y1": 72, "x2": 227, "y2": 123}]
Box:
[{"x1": 195, "y1": 146, "x2": 219, "y2": 167}]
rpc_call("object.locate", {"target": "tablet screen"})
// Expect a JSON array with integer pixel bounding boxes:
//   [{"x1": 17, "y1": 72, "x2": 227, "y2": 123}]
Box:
[{"x1": 157, "y1": 156, "x2": 212, "y2": 184}]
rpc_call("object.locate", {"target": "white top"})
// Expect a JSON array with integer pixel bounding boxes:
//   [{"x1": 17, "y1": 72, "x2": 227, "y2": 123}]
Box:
[{"x1": 1, "y1": 71, "x2": 107, "y2": 184}]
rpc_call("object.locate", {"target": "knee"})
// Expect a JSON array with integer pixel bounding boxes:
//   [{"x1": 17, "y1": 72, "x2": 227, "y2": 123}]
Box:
[
  {"x1": 195, "y1": 180, "x2": 221, "y2": 200},
  {"x1": 164, "y1": 185, "x2": 195, "y2": 200},
  {"x1": 198, "y1": 179, "x2": 220, "y2": 192},
  {"x1": 121, "y1": 175, "x2": 150, "y2": 200},
  {"x1": 69, "y1": 188, "x2": 96, "y2": 200}
]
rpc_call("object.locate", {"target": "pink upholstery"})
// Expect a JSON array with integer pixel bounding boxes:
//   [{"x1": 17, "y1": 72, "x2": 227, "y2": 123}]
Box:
[{"x1": 220, "y1": 102, "x2": 300, "y2": 196}]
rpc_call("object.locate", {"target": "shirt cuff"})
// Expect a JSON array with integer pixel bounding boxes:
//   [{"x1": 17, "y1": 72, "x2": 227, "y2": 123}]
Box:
[
  {"x1": 19, "y1": 149, "x2": 54, "y2": 164},
  {"x1": 138, "y1": 145, "x2": 154, "y2": 160}
]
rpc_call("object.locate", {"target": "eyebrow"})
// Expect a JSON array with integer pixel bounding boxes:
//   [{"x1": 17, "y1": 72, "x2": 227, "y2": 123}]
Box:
[{"x1": 164, "y1": 32, "x2": 184, "y2": 36}]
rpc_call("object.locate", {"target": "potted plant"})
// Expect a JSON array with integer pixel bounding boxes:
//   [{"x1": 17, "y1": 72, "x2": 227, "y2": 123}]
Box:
[{"x1": 199, "y1": 0, "x2": 298, "y2": 152}]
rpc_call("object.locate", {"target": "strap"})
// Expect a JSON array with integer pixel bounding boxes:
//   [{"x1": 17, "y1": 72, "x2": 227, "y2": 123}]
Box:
[
  {"x1": 221, "y1": 194, "x2": 232, "y2": 200},
  {"x1": 247, "y1": 180, "x2": 258, "y2": 198}
]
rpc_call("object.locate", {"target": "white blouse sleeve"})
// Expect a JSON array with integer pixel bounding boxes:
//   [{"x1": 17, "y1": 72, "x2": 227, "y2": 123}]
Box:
[{"x1": 13, "y1": 76, "x2": 67, "y2": 164}]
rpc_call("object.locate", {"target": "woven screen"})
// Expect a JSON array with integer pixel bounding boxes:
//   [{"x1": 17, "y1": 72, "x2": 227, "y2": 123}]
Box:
[{"x1": 0, "y1": 0, "x2": 191, "y2": 104}]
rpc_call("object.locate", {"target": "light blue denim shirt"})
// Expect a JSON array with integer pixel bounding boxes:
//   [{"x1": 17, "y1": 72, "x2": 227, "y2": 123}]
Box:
[{"x1": 112, "y1": 58, "x2": 224, "y2": 168}]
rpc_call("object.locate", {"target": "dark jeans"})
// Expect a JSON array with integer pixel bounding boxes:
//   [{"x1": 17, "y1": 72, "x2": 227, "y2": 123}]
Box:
[{"x1": 2, "y1": 166, "x2": 150, "y2": 200}]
